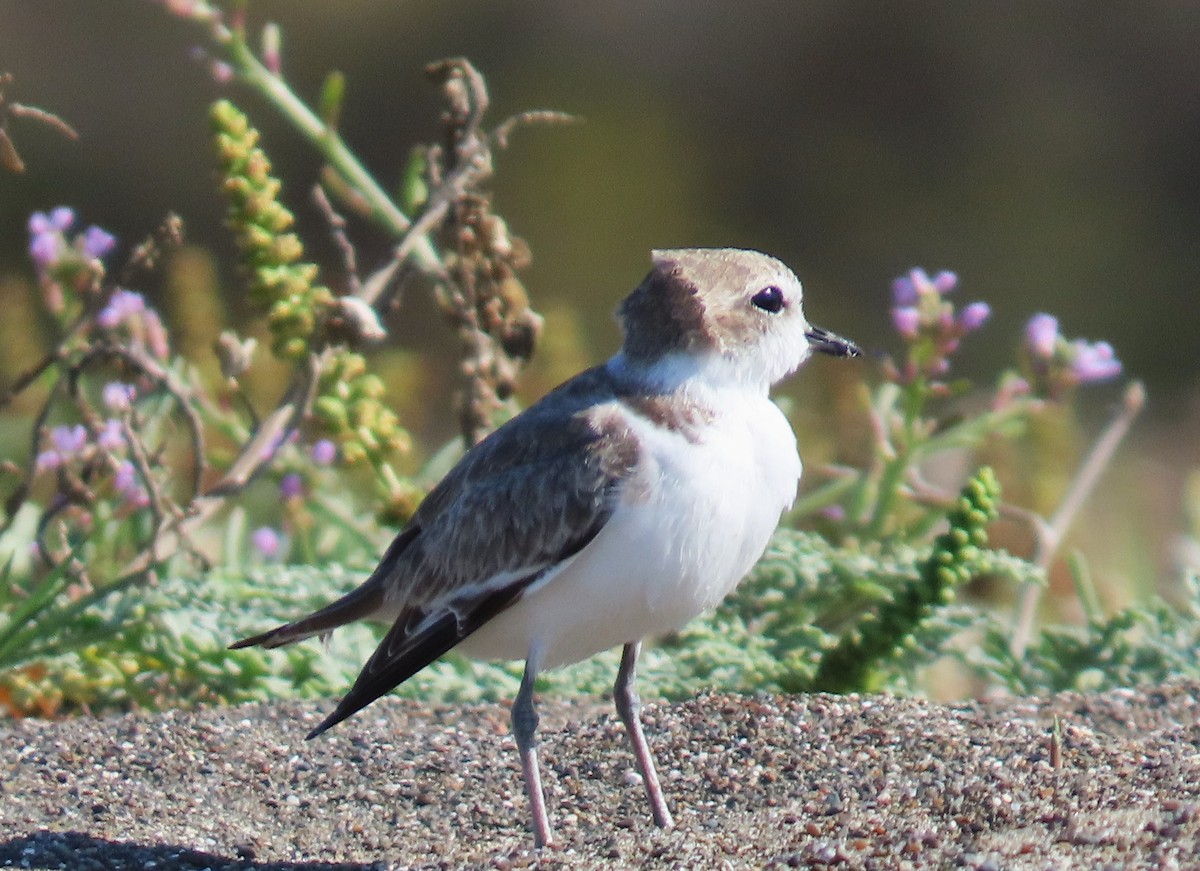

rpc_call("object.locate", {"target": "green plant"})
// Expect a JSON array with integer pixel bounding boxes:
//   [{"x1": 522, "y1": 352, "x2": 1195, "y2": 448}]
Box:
[
  {"x1": 0, "y1": 1, "x2": 556, "y2": 714},
  {"x1": 1, "y1": 3, "x2": 1181, "y2": 721},
  {"x1": 810, "y1": 467, "x2": 1001, "y2": 693}
]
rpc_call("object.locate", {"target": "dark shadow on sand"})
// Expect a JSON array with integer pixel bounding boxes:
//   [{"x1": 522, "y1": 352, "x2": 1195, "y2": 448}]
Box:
[{"x1": 0, "y1": 831, "x2": 391, "y2": 871}]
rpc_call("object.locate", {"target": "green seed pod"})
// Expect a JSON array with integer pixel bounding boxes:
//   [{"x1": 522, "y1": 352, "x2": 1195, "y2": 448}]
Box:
[
  {"x1": 279, "y1": 336, "x2": 308, "y2": 359},
  {"x1": 341, "y1": 440, "x2": 367, "y2": 466},
  {"x1": 267, "y1": 235, "x2": 301, "y2": 265},
  {"x1": 314, "y1": 396, "x2": 348, "y2": 430}
]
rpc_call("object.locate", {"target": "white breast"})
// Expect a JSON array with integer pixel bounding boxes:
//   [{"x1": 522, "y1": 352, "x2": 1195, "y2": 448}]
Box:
[{"x1": 459, "y1": 388, "x2": 801, "y2": 669}]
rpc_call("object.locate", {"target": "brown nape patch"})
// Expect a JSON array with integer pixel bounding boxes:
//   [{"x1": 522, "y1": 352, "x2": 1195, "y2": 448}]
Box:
[{"x1": 617, "y1": 259, "x2": 716, "y2": 361}]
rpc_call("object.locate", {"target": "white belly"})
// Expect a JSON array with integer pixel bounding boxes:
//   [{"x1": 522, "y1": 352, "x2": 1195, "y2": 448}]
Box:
[{"x1": 458, "y1": 392, "x2": 801, "y2": 668}]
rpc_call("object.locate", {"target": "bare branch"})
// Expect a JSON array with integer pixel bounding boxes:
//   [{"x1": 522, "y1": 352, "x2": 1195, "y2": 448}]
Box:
[
  {"x1": 119, "y1": 214, "x2": 185, "y2": 287},
  {"x1": 0, "y1": 73, "x2": 79, "y2": 174},
  {"x1": 491, "y1": 109, "x2": 578, "y2": 149},
  {"x1": 0, "y1": 347, "x2": 66, "y2": 410},
  {"x1": 69, "y1": 343, "x2": 207, "y2": 503},
  {"x1": 312, "y1": 184, "x2": 361, "y2": 296},
  {"x1": 9, "y1": 102, "x2": 80, "y2": 141},
  {"x1": 0, "y1": 129, "x2": 24, "y2": 173},
  {"x1": 1009, "y1": 382, "x2": 1145, "y2": 658}
]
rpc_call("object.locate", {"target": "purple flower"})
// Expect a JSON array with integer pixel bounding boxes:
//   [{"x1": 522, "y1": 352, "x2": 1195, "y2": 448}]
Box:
[
  {"x1": 35, "y1": 450, "x2": 62, "y2": 472},
  {"x1": 210, "y1": 60, "x2": 235, "y2": 84},
  {"x1": 81, "y1": 226, "x2": 117, "y2": 259},
  {"x1": 113, "y1": 460, "x2": 149, "y2": 508},
  {"x1": 279, "y1": 473, "x2": 305, "y2": 499},
  {"x1": 887, "y1": 267, "x2": 978, "y2": 384},
  {"x1": 50, "y1": 424, "x2": 88, "y2": 457},
  {"x1": 97, "y1": 289, "x2": 146, "y2": 329},
  {"x1": 891, "y1": 306, "x2": 920, "y2": 339},
  {"x1": 49, "y1": 207, "x2": 75, "y2": 230},
  {"x1": 820, "y1": 504, "x2": 846, "y2": 522},
  {"x1": 1070, "y1": 340, "x2": 1122, "y2": 383},
  {"x1": 28, "y1": 212, "x2": 52, "y2": 236},
  {"x1": 28, "y1": 207, "x2": 74, "y2": 240},
  {"x1": 1022, "y1": 315, "x2": 1123, "y2": 398},
  {"x1": 310, "y1": 439, "x2": 338, "y2": 466},
  {"x1": 102, "y1": 382, "x2": 136, "y2": 411},
  {"x1": 114, "y1": 459, "x2": 138, "y2": 493},
  {"x1": 1025, "y1": 314, "x2": 1059, "y2": 359},
  {"x1": 29, "y1": 232, "x2": 61, "y2": 269},
  {"x1": 932, "y1": 271, "x2": 958, "y2": 293},
  {"x1": 891, "y1": 273, "x2": 921, "y2": 306},
  {"x1": 97, "y1": 419, "x2": 125, "y2": 451},
  {"x1": 28, "y1": 209, "x2": 116, "y2": 281},
  {"x1": 892, "y1": 268, "x2": 957, "y2": 306},
  {"x1": 94, "y1": 290, "x2": 170, "y2": 358},
  {"x1": 252, "y1": 526, "x2": 282, "y2": 559},
  {"x1": 958, "y1": 302, "x2": 991, "y2": 332}
]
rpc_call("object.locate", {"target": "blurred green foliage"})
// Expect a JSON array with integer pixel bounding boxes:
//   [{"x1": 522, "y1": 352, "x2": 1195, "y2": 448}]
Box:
[
  {"x1": 4, "y1": 2, "x2": 1194, "y2": 601},
  {"x1": 2, "y1": 3, "x2": 1199, "y2": 723},
  {"x1": 13, "y1": 506, "x2": 1200, "y2": 715}
]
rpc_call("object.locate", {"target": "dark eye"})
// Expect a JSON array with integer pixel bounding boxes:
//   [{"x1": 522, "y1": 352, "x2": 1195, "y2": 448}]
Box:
[{"x1": 750, "y1": 285, "x2": 785, "y2": 314}]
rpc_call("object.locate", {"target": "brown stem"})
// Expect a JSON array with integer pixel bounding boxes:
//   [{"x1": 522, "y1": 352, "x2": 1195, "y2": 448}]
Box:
[
  {"x1": 1009, "y1": 382, "x2": 1145, "y2": 658},
  {"x1": 311, "y1": 184, "x2": 361, "y2": 296},
  {"x1": 117, "y1": 351, "x2": 320, "y2": 575},
  {"x1": 9, "y1": 102, "x2": 79, "y2": 140},
  {"x1": 70, "y1": 343, "x2": 207, "y2": 502}
]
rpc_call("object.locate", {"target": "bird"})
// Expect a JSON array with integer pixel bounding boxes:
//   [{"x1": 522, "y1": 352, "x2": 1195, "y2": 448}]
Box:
[{"x1": 231, "y1": 247, "x2": 860, "y2": 847}]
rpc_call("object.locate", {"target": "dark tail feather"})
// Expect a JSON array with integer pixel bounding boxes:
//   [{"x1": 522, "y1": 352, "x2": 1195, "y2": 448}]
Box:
[
  {"x1": 230, "y1": 526, "x2": 420, "y2": 651},
  {"x1": 306, "y1": 579, "x2": 529, "y2": 739},
  {"x1": 306, "y1": 515, "x2": 613, "y2": 739},
  {"x1": 229, "y1": 577, "x2": 387, "y2": 650}
]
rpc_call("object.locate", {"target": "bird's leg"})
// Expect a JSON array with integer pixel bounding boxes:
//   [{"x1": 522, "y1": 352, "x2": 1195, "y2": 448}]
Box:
[
  {"x1": 615, "y1": 641, "x2": 674, "y2": 829},
  {"x1": 513, "y1": 653, "x2": 553, "y2": 847}
]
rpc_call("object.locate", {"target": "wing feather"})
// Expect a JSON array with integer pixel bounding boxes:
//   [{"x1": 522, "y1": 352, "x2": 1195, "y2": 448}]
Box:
[
  {"x1": 233, "y1": 366, "x2": 642, "y2": 731},
  {"x1": 306, "y1": 576, "x2": 529, "y2": 738},
  {"x1": 306, "y1": 503, "x2": 612, "y2": 738},
  {"x1": 372, "y1": 367, "x2": 638, "y2": 611}
]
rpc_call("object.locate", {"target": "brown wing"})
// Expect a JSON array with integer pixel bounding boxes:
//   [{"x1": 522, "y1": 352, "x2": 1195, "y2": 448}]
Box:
[
  {"x1": 380, "y1": 370, "x2": 640, "y2": 610},
  {"x1": 233, "y1": 366, "x2": 642, "y2": 735}
]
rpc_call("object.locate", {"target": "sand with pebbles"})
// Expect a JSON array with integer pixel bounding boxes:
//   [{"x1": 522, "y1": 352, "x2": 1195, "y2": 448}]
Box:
[{"x1": 3, "y1": 683, "x2": 1200, "y2": 869}]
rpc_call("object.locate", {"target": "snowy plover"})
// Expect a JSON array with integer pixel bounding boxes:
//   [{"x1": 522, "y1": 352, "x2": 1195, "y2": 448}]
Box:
[{"x1": 232, "y1": 247, "x2": 859, "y2": 847}]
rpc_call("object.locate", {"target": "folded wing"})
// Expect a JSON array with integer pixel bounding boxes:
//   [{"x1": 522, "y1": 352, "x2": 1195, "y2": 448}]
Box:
[{"x1": 231, "y1": 368, "x2": 639, "y2": 735}]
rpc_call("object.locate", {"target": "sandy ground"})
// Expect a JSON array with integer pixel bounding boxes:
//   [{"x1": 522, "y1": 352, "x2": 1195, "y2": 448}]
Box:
[{"x1": 2, "y1": 683, "x2": 1200, "y2": 870}]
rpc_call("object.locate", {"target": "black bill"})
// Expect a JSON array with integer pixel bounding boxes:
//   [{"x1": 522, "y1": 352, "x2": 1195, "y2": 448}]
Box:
[{"x1": 806, "y1": 325, "x2": 861, "y2": 358}]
